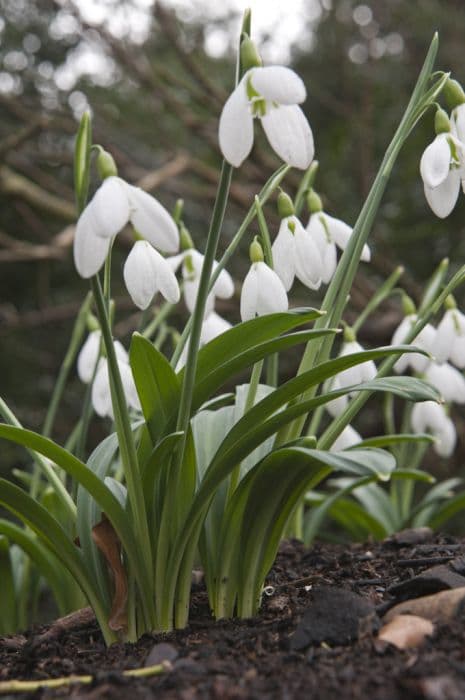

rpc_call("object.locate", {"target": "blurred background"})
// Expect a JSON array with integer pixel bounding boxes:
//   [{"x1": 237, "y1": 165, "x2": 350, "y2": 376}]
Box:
[{"x1": 1, "y1": 0, "x2": 464, "y2": 473}]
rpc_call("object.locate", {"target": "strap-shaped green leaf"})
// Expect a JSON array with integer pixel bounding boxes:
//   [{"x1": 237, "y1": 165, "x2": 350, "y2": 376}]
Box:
[{"x1": 0, "y1": 535, "x2": 16, "y2": 634}]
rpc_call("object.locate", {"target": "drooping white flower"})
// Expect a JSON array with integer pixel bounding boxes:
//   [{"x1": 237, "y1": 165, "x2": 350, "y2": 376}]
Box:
[
  {"x1": 306, "y1": 212, "x2": 370, "y2": 284},
  {"x1": 176, "y1": 312, "x2": 232, "y2": 371},
  {"x1": 272, "y1": 215, "x2": 322, "y2": 292},
  {"x1": 240, "y1": 261, "x2": 288, "y2": 321},
  {"x1": 391, "y1": 314, "x2": 436, "y2": 374},
  {"x1": 77, "y1": 331, "x2": 128, "y2": 384},
  {"x1": 74, "y1": 176, "x2": 179, "y2": 278},
  {"x1": 411, "y1": 401, "x2": 456, "y2": 457},
  {"x1": 330, "y1": 425, "x2": 362, "y2": 452},
  {"x1": 219, "y1": 65, "x2": 314, "y2": 170},
  {"x1": 326, "y1": 339, "x2": 377, "y2": 417},
  {"x1": 168, "y1": 249, "x2": 234, "y2": 315},
  {"x1": 123, "y1": 240, "x2": 180, "y2": 310},
  {"x1": 91, "y1": 355, "x2": 141, "y2": 419},
  {"x1": 432, "y1": 307, "x2": 465, "y2": 367},
  {"x1": 424, "y1": 362, "x2": 465, "y2": 404},
  {"x1": 420, "y1": 132, "x2": 464, "y2": 219}
]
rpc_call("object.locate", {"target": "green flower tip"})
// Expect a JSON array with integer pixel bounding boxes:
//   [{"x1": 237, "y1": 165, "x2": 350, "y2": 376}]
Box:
[
  {"x1": 443, "y1": 78, "x2": 465, "y2": 110},
  {"x1": 180, "y1": 224, "x2": 194, "y2": 251},
  {"x1": 444, "y1": 294, "x2": 456, "y2": 310},
  {"x1": 434, "y1": 107, "x2": 451, "y2": 134},
  {"x1": 307, "y1": 188, "x2": 323, "y2": 214},
  {"x1": 96, "y1": 148, "x2": 118, "y2": 180},
  {"x1": 401, "y1": 293, "x2": 416, "y2": 317},
  {"x1": 277, "y1": 190, "x2": 295, "y2": 218},
  {"x1": 240, "y1": 36, "x2": 262, "y2": 71},
  {"x1": 250, "y1": 237, "x2": 264, "y2": 263},
  {"x1": 87, "y1": 313, "x2": 100, "y2": 332},
  {"x1": 342, "y1": 324, "x2": 356, "y2": 343},
  {"x1": 173, "y1": 199, "x2": 184, "y2": 224}
]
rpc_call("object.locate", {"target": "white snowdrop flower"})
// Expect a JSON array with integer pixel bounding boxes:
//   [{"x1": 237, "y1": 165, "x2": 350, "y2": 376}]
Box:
[
  {"x1": 91, "y1": 356, "x2": 141, "y2": 419},
  {"x1": 123, "y1": 240, "x2": 180, "y2": 310},
  {"x1": 326, "y1": 338, "x2": 376, "y2": 417},
  {"x1": 168, "y1": 249, "x2": 234, "y2": 315},
  {"x1": 306, "y1": 212, "x2": 370, "y2": 284},
  {"x1": 424, "y1": 362, "x2": 465, "y2": 404},
  {"x1": 74, "y1": 175, "x2": 179, "y2": 279},
  {"x1": 411, "y1": 401, "x2": 456, "y2": 458},
  {"x1": 219, "y1": 54, "x2": 314, "y2": 170},
  {"x1": 391, "y1": 314, "x2": 436, "y2": 374},
  {"x1": 77, "y1": 332, "x2": 127, "y2": 384},
  {"x1": 432, "y1": 306, "x2": 465, "y2": 367},
  {"x1": 272, "y1": 215, "x2": 322, "y2": 292},
  {"x1": 176, "y1": 312, "x2": 232, "y2": 371},
  {"x1": 240, "y1": 241, "x2": 288, "y2": 321},
  {"x1": 330, "y1": 425, "x2": 362, "y2": 452}
]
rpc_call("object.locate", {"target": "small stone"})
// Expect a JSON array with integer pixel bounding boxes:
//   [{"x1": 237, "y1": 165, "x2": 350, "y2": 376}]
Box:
[
  {"x1": 388, "y1": 564, "x2": 465, "y2": 600},
  {"x1": 289, "y1": 586, "x2": 379, "y2": 650},
  {"x1": 385, "y1": 527, "x2": 433, "y2": 546},
  {"x1": 377, "y1": 614, "x2": 434, "y2": 650},
  {"x1": 144, "y1": 642, "x2": 178, "y2": 667},
  {"x1": 383, "y1": 586, "x2": 465, "y2": 624}
]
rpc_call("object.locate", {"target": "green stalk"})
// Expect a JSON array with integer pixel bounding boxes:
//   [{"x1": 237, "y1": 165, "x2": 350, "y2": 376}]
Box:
[
  {"x1": 42, "y1": 293, "x2": 93, "y2": 439},
  {"x1": 90, "y1": 275, "x2": 155, "y2": 629},
  {"x1": 352, "y1": 266, "x2": 404, "y2": 335},
  {"x1": 255, "y1": 195, "x2": 278, "y2": 387}
]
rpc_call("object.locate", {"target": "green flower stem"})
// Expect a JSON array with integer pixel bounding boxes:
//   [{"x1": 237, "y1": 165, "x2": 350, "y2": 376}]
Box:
[
  {"x1": 42, "y1": 293, "x2": 93, "y2": 440},
  {"x1": 0, "y1": 396, "x2": 76, "y2": 520},
  {"x1": 294, "y1": 160, "x2": 319, "y2": 217},
  {"x1": 318, "y1": 264, "x2": 465, "y2": 451},
  {"x1": 255, "y1": 195, "x2": 278, "y2": 387},
  {"x1": 90, "y1": 275, "x2": 155, "y2": 628},
  {"x1": 170, "y1": 165, "x2": 290, "y2": 370},
  {"x1": 141, "y1": 300, "x2": 175, "y2": 340},
  {"x1": 352, "y1": 266, "x2": 405, "y2": 335},
  {"x1": 74, "y1": 376, "x2": 95, "y2": 461}
]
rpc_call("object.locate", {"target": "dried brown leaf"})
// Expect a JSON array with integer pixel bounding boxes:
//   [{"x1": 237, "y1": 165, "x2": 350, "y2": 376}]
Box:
[{"x1": 92, "y1": 516, "x2": 128, "y2": 632}]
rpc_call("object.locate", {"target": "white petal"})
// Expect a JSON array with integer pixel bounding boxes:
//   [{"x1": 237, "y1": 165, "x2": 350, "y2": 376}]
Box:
[
  {"x1": 254, "y1": 262, "x2": 288, "y2": 317},
  {"x1": 200, "y1": 312, "x2": 232, "y2": 344},
  {"x1": 250, "y1": 66, "x2": 306, "y2": 105},
  {"x1": 113, "y1": 340, "x2": 129, "y2": 364},
  {"x1": 73, "y1": 206, "x2": 112, "y2": 278},
  {"x1": 324, "y1": 213, "x2": 370, "y2": 262},
  {"x1": 90, "y1": 177, "x2": 130, "y2": 239},
  {"x1": 151, "y1": 248, "x2": 181, "y2": 304},
  {"x1": 326, "y1": 376, "x2": 349, "y2": 417},
  {"x1": 330, "y1": 425, "x2": 362, "y2": 452},
  {"x1": 450, "y1": 334, "x2": 465, "y2": 369},
  {"x1": 123, "y1": 241, "x2": 159, "y2": 310},
  {"x1": 212, "y1": 263, "x2": 235, "y2": 299},
  {"x1": 425, "y1": 362, "x2": 465, "y2": 404},
  {"x1": 432, "y1": 311, "x2": 456, "y2": 364},
  {"x1": 452, "y1": 104, "x2": 465, "y2": 143},
  {"x1": 413, "y1": 402, "x2": 457, "y2": 457},
  {"x1": 337, "y1": 341, "x2": 376, "y2": 388},
  {"x1": 420, "y1": 134, "x2": 452, "y2": 188},
  {"x1": 272, "y1": 219, "x2": 297, "y2": 291},
  {"x1": 435, "y1": 417, "x2": 456, "y2": 457},
  {"x1": 293, "y1": 218, "x2": 322, "y2": 290},
  {"x1": 167, "y1": 252, "x2": 185, "y2": 273},
  {"x1": 307, "y1": 215, "x2": 337, "y2": 284},
  {"x1": 261, "y1": 104, "x2": 314, "y2": 170},
  {"x1": 219, "y1": 81, "x2": 254, "y2": 168},
  {"x1": 240, "y1": 265, "x2": 259, "y2": 322},
  {"x1": 424, "y1": 168, "x2": 461, "y2": 218},
  {"x1": 92, "y1": 360, "x2": 113, "y2": 418},
  {"x1": 77, "y1": 331, "x2": 101, "y2": 384},
  {"x1": 119, "y1": 361, "x2": 141, "y2": 412},
  {"x1": 126, "y1": 185, "x2": 179, "y2": 253}
]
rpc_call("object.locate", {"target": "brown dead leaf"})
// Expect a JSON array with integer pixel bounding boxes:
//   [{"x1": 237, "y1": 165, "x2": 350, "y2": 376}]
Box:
[
  {"x1": 383, "y1": 586, "x2": 465, "y2": 624},
  {"x1": 377, "y1": 614, "x2": 434, "y2": 650},
  {"x1": 92, "y1": 516, "x2": 128, "y2": 632}
]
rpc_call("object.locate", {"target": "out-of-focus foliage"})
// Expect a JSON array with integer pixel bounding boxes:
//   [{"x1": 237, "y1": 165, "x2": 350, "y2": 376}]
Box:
[{"x1": 0, "y1": 0, "x2": 464, "y2": 464}]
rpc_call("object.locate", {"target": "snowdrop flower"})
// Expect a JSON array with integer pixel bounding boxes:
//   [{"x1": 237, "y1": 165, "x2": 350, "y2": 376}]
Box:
[
  {"x1": 326, "y1": 335, "x2": 377, "y2": 417},
  {"x1": 240, "y1": 239, "x2": 288, "y2": 321},
  {"x1": 305, "y1": 191, "x2": 370, "y2": 285},
  {"x1": 424, "y1": 362, "x2": 465, "y2": 404},
  {"x1": 411, "y1": 401, "x2": 456, "y2": 458},
  {"x1": 92, "y1": 357, "x2": 141, "y2": 419},
  {"x1": 73, "y1": 150, "x2": 179, "y2": 280},
  {"x1": 169, "y1": 247, "x2": 234, "y2": 316},
  {"x1": 271, "y1": 191, "x2": 322, "y2": 292},
  {"x1": 432, "y1": 301, "x2": 465, "y2": 368},
  {"x1": 176, "y1": 312, "x2": 232, "y2": 371},
  {"x1": 420, "y1": 107, "x2": 465, "y2": 219},
  {"x1": 391, "y1": 307, "x2": 436, "y2": 374},
  {"x1": 219, "y1": 38, "x2": 313, "y2": 170},
  {"x1": 123, "y1": 240, "x2": 180, "y2": 310},
  {"x1": 77, "y1": 331, "x2": 128, "y2": 384},
  {"x1": 330, "y1": 425, "x2": 362, "y2": 452}
]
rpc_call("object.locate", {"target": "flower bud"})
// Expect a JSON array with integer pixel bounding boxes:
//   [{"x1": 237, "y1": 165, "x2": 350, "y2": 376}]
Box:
[
  {"x1": 87, "y1": 313, "x2": 100, "y2": 332},
  {"x1": 180, "y1": 223, "x2": 194, "y2": 250},
  {"x1": 173, "y1": 199, "x2": 184, "y2": 224},
  {"x1": 277, "y1": 191, "x2": 294, "y2": 218},
  {"x1": 307, "y1": 188, "x2": 323, "y2": 214},
  {"x1": 249, "y1": 237, "x2": 264, "y2": 263},
  {"x1": 240, "y1": 37, "x2": 262, "y2": 71},
  {"x1": 401, "y1": 293, "x2": 416, "y2": 316},
  {"x1": 96, "y1": 148, "x2": 118, "y2": 180},
  {"x1": 342, "y1": 324, "x2": 356, "y2": 343},
  {"x1": 445, "y1": 294, "x2": 457, "y2": 311},
  {"x1": 443, "y1": 78, "x2": 465, "y2": 110},
  {"x1": 434, "y1": 107, "x2": 451, "y2": 134}
]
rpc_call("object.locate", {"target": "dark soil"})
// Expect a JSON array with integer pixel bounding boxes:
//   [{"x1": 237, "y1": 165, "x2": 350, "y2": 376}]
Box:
[{"x1": 3, "y1": 533, "x2": 465, "y2": 699}]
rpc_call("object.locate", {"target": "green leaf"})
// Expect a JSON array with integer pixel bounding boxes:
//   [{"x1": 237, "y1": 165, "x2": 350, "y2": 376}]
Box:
[
  {"x1": 0, "y1": 536, "x2": 16, "y2": 634},
  {"x1": 356, "y1": 433, "x2": 435, "y2": 449},
  {"x1": 130, "y1": 333, "x2": 181, "y2": 443}
]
